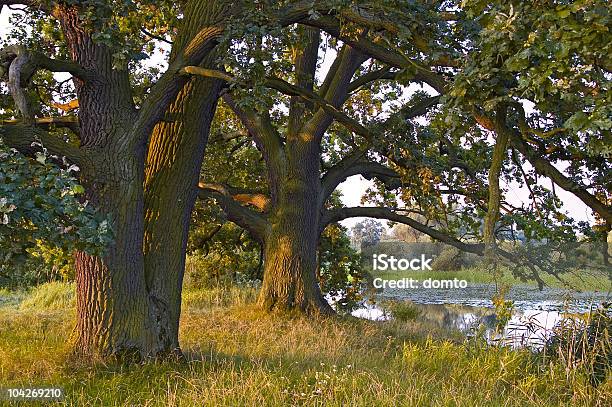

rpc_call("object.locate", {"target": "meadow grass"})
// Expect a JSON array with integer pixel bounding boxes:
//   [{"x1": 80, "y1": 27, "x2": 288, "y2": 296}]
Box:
[{"x1": 0, "y1": 282, "x2": 610, "y2": 406}]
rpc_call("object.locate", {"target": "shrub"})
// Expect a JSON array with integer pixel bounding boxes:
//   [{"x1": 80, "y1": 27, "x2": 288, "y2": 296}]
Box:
[{"x1": 382, "y1": 301, "x2": 422, "y2": 322}]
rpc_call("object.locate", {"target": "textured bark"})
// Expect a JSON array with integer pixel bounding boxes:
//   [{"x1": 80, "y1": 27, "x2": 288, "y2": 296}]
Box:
[
  {"x1": 3, "y1": 0, "x2": 234, "y2": 358},
  {"x1": 53, "y1": 4, "x2": 159, "y2": 358},
  {"x1": 143, "y1": 0, "x2": 231, "y2": 354},
  {"x1": 483, "y1": 119, "x2": 509, "y2": 256},
  {"x1": 73, "y1": 169, "x2": 154, "y2": 358},
  {"x1": 258, "y1": 195, "x2": 333, "y2": 314},
  {"x1": 258, "y1": 135, "x2": 333, "y2": 315}
]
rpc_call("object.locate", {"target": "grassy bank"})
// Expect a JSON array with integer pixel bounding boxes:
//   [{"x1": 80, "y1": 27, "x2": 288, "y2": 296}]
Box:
[
  {"x1": 0, "y1": 282, "x2": 610, "y2": 406},
  {"x1": 370, "y1": 265, "x2": 612, "y2": 292}
]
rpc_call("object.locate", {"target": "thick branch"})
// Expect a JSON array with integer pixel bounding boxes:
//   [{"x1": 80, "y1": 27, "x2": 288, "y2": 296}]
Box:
[
  {"x1": 199, "y1": 182, "x2": 271, "y2": 212},
  {"x1": 302, "y1": 17, "x2": 447, "y2": 94},
  {"x1": 483, "y1": 109, "x2": 509, "y2": 253},
  {"x1": 0, "y1": 45, "x2": 90, "y2": 81},
  {"x1": 221, "y1": 93, "x2": 284, "y2": 171},
  {"x1": 133, "y1": 24, "x2": 225, "y2": 144},
  {"x1": 1, "y1": 45, "x2": 90, "y2": 124},
  {"x1": 485, "y1": 105, "x2": 612, "y2": 224},
  {"x1": 198, "y1": 182, "x2": 268, "y2": 241},
  {"x1": 288, "y1": 26, "x2": 320, "y2": 138},
  {"x1": 321, "y1": 152, "x2": 401, "y2": 204},
  {"x1": 348, "y1": 67, "x2": 397, "y2": 93},
  {"x1": 322, "y1": 206, "x2": 484, "y2": 255},
  {"x1": 508, "y1": 130, "x2": 612, "y2": 223},
  {"x1": 1, "y1": 116, "x2": 79, "y2": 135},
  {"x1": 303, "y1": 45, "x2": 367, "y2": 141},
  {"x1": 0, "y1": 124, "x2": 86, "y2": 165}
]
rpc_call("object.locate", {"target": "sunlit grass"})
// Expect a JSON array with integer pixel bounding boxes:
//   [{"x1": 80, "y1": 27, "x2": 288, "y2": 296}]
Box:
[{"x1": 0, "y1": 282, "x2": 610, "y2": 406}]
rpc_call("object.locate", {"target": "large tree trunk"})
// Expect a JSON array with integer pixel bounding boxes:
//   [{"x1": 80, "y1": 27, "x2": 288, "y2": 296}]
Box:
[
  {"x1": 142, "y1": 0, "x2": 230, "y2": 355},
  {"x1": 74, "y1": 153, "x2": 156, "y2": 358},
  {"x1": 143, "y1": 79, "x2": 221, "y2": 354},
  {"x1": 55, "y1": 5, "x2": 160, "y2": 358},
  {"x1": 258, "y1": 140, "x2": 333, "y2": 315}
]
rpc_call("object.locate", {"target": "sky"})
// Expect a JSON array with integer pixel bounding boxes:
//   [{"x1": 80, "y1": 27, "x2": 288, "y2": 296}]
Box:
[{"x1": 0, "y1": 8, "x2": 596, "y2": 232}]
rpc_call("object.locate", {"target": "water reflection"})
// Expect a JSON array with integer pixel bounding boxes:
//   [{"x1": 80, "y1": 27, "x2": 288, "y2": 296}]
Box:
[{"x1": 351, "y1": 284, "x2": 611, "y2": 349}]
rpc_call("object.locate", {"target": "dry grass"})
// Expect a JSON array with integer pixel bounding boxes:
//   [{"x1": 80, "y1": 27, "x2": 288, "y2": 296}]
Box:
[{"x1": 0, "y1": 283, "x2": 610, "y2": 406}]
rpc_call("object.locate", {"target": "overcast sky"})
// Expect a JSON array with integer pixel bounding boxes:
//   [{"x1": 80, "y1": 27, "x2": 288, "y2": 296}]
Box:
[{"x1": 0, "y1": 8, "x2": 596, "y2": 231}]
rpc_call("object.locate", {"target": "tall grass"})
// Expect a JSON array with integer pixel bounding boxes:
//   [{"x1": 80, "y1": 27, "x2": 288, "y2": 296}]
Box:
[
  {"x1": 18, "y1": 281, "x2": 75, "y2": 311},
  {"x1": 0, "y1": 282, "x2": 610, "y2": 406}
]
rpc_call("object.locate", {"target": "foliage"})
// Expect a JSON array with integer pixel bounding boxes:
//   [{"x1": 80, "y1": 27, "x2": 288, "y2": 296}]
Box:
[
  {"x1": 187, "y1": 209, "x2": 262, "y2": 288},
  {"x1": 0, "y1": 140, "x2": 112, "y2": 285},
  {"x1": 382, "y1": 300, "x2": 422, "y2": 322},
  {"x1": 350, "y1": 219, "x2": 384, "y2": 249},
  {"x1": 492, "y1": 285, "x2": 515, "y2": 333},
  {"x1": 319, "y1": 224, "x2": 366, "y2": 312}
]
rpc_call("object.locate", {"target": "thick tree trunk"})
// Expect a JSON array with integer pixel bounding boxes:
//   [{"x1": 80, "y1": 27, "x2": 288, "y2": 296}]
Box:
[
  {"x1": 74, "y1": 164, "x2": 156, "y2": 358},
  {"x1": 54, "y1": 4, "x2": 160, "y2": 358},
  {"x1": 258, "y1": 140, "x2": 333, "y2": 315},
  {"x1": 143, "y1": 78, "x2": 220, "y2": 353},
  {"x1": 142, "y1": 0, "x2": 230, "y2": 354},
  {"x1": 259, "y1": 218, "x2": 334, "y2": 315}
]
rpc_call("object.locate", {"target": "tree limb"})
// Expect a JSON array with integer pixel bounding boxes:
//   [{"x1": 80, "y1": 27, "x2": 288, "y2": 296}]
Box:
[
  {"x1": 303, "y1": 45, "x2": 367, "y2": 141},
  {"x1": 322, "y1": 206, "x2": 485, "y2": 255},
  {"x1": 198, "y1": 182, "x2": 268, "y2": 241},
  {"x1": 199, "y1": 182, "x2": 271, "y2": 212},
  {"x1": 483, "y1": 108, "x2": 509, "y2": 254},
  {"x1": 0, "y1": 45, "x2": 90, "y2": 81},
  {"x1": 1, "y1": 116, "x2": 79, "y2": 135},
  {"x1": 288, "y1": 26, "x2": 319, "y2": 138},
  {"x1": 220, "y1": 93, "x2": 285, "y2": 180},
  {"x1": 133, "y1": 24, "x2": 225, "y2": 145},
  {"x1": 0, "y1": 124, "x2": 86, "y2": 166},
  {"x1": 321, "y1": 149, "x2": 402, "y2": 204},
  {"x1": 182, "y1": 60, "x2": 374, "y2": 144},
  {"x1": 301, "y1": 16, "x2": 448, "y2": 94},
  {"x1": 487, "y1": 105, "x2": 612, "y2": 223},
  {"x1": 347, "y1": 67, "x2": 397, "y2": 93}
]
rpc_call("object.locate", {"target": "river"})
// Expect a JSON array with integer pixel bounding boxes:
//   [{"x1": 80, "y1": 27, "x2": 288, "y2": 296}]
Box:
[{"x1": 351, "y1": 282, "x2": 611, "y2": 348}]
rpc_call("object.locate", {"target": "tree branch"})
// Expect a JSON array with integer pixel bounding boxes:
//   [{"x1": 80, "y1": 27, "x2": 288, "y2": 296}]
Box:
[
  {"x1": 483, "y1": 108, "x2": 509, "y2": 254},
  {"x1": 1, "y1": 116, "x2": 79, "y2": 135},
  {"x1": 199, "y1": 182, "x2": 271, "y2": 212},
  {"x1": 198, "y1": 182, "x2": 268, "y2": 241},
  {"x1": 0, "y1": 45, "x2": 90, "y2": 81},
  {"x1": 0, "y1": 124, "x2": 86, "y2": 166},
  {"x1": 303, "y1": 45, "x2": 367, "y2": 141},
  {"x1": 347, "y1": 67, "x2": 397, "y2": 93},
  {"x1": 1, "y1": 45, "x2": 90, "y2": 124},
  {"x1": 488, "y1": 105, "x2": 612, "y2": 224},
  {"x1": 321, "y1": 149, "x2": 402, "y2": 205},
  {"x1": 288, "y1": 26, "x2": 320, "y2": 138},
  {"x1": 133, "y1": 24, "x2": 225, "y2": 145},
  {"x1": 302, "y1": 16, "x2": 448, "y2": 94},
  {"x1": 322, "y1": 206, "x2": 485, "y2": 255},
  {"x1": 220, "y1": 93, "x2": 286, "y2": 203}
]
